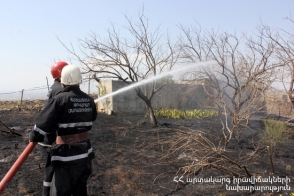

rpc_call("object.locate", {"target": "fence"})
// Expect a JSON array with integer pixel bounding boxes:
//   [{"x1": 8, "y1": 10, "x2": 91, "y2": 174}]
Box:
[
  {"x1": 0, "y1": 86, "x2": 49, "y2": 101},
  {"x1": 0, "y1": 76, "x2": 98, "y2": 102}
]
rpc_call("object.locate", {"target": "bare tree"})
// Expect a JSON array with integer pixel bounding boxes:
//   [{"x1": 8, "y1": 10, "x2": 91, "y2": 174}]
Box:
[
  {"x1": 179, "y1": 25, "x2": 282, "y2": 145},
  {"x1": 64, "y1": 10, "x2": 179, "y2": 125},
  {"x1": 262, "y1": 17, "x2": 294, "y2": 108}
]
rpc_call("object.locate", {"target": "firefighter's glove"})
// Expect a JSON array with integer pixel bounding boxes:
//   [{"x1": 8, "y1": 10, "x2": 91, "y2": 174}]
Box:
[{"x1": 29, "y1": 130, "x2": 44, "y2": 142}]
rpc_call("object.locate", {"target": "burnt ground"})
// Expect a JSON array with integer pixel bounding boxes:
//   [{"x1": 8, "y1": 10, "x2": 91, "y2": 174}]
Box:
[{"x1": 0, "y1": 100, "x2": 294, "y2": 196}]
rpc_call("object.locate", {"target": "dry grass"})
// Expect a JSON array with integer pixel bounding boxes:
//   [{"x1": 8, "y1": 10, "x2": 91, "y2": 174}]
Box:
[{"x1": 0, "y1": 100, "x2": 45, "y2": 111}]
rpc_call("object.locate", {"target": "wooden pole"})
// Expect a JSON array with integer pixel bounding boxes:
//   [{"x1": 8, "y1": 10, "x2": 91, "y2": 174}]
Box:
[
  {"x1": 19, "y1": 89, "x2": 24, "y2": 111},
  {"x1": 46, "y1": 77, "x2": 49, "y2": 91}
]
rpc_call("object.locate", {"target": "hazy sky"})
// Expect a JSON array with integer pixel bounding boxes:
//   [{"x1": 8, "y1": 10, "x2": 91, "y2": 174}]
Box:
[{"x1": 0, "y1": 0, "x2": 293, "y2": 97}]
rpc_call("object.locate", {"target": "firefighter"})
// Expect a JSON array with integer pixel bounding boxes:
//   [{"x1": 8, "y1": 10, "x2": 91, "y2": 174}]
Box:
[
  {"x1": 46, "y1": 61, "x2": 69, "y2": 105},
  {"x1": 39, "y1": 61, "x2": 68, "y2": 147},
  {"x1": 30, "y1": 64, "x2": 97, "y2": 196},
  {"x1": 36, "y1": 61, "x2": 68, "y2": 196},
  {"x1": 39, "y1": 61, "x2": 68, "y2": 149}
]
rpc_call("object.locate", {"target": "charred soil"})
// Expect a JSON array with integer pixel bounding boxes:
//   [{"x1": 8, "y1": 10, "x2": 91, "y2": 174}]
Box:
[{"x1": 0, "y1": 100, "x2": 294, "y2": 196}]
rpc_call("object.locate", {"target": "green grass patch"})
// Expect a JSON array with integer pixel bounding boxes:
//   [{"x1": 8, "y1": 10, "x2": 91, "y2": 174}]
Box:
[
  {"x1": 154, "y1": 108, "x2": 218, "y2": 119},
  {"x1": 260, "y1": 119, "x2": 289, "y2": 147}
]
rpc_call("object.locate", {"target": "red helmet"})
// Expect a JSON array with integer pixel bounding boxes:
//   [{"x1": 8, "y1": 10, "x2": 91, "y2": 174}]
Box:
[{"x1": 51, "y1": 61, "x2": 68, "y2": 79}]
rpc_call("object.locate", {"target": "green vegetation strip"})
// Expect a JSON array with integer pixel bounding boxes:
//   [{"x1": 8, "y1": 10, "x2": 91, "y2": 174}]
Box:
[
  {"x1": 260, "y1": 119, "x2": 289, "y2": 147},
  {"x1": 154, "y1": 108, "x2": 218, "y2": 119}
]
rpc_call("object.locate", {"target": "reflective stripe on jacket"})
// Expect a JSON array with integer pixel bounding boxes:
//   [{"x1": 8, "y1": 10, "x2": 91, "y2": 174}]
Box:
[{"x1": 31, "y1": 85, "x2": 97, "y2": 166}]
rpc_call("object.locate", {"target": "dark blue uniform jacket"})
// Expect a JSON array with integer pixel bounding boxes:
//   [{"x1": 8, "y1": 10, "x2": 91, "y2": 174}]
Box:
[{"x1": 30, "y1": 85, "x2": 97, "y2": 166}]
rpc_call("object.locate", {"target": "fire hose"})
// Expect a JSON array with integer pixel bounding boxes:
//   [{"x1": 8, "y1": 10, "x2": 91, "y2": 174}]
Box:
[{"x1": 0, "y1": 142, "x2": 37, "y2": 194}]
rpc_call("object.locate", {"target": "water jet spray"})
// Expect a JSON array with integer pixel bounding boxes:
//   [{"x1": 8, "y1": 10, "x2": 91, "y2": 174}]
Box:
[{"x1": 94, "y1": 61, "x2": 216, "y2": 103}]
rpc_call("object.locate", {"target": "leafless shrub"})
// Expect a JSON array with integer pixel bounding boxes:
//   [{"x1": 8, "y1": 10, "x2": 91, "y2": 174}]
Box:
[
  {"x1": 159, "y1": 128, "x2": 258, "y2": 178},
  {"x1": 178, "y1": 25, "x2": 283, "y2": 145}
]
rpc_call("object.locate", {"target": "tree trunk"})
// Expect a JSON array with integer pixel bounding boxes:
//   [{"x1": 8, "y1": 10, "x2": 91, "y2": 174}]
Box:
[
  {"x1": 146, "y1": 103, "x2": 158, "y2": 126},
  {"x1": 135, "y1": 88, "x2": 158, "y2": 126}
]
